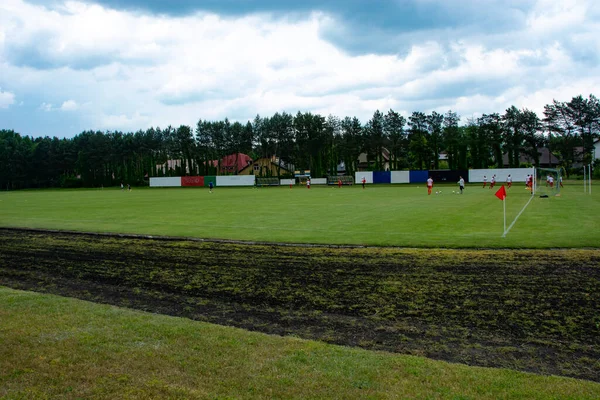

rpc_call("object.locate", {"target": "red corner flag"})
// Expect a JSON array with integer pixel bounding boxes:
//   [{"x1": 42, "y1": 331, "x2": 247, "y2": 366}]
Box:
[{"x1": 495, "y1": 185, "x2": 506, "y2": 201}]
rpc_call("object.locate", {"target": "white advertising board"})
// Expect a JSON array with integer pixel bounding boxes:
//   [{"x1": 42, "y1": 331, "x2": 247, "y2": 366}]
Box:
[
  {"x1": 216, "y1": 175, "x2": 256, "y2": 186},
  {"x1": 468, "y1": 168, "x2": 534, "y2": 183},
  {"x1": 390, "y1": 171, "x2": 410, "y2": 184},
  {"x1": 355, "y1": 171, "x2": 373, "y2": 184},
  {"x1": 149, "y1": 177, "x2": 181, "y2": 187}
]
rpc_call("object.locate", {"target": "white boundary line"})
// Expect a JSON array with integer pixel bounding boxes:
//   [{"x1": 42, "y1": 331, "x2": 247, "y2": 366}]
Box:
[{"x1": 503, "y1": 194, "x2": 534, "y2": 237}]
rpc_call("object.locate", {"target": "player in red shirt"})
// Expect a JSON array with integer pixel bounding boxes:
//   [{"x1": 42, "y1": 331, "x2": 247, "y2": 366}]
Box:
[
  {"x1": 427, "y1": 177, "x2": 433, "y2": 195},
  {"x1": 361, "y1": 176, "x2": 366, "y2": 189},
  {"x1": 489, "y1": 175, "x2": 496, "y2": 189},
  {"x1": 338, "y1": 178, "x2": 342, "y2": 188}
]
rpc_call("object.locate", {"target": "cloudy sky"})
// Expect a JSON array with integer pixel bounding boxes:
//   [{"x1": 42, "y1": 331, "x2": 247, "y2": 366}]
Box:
[{"x1": 1, "y1": 0, "x2": 599, "y2": 138}]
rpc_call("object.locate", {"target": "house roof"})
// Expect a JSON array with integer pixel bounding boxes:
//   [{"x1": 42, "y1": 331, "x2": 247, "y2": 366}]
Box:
[
  {"x1": 220, "y1": 153, "x2": 252, "y2": 172},
  {"x1": 502, "y1": 147, "x2": 559, "y2": 166},
  {"x1": 358, "y1": 148, "x2": 390, "y2": 163},
  {"x1": 238, "y1": 156, "x2": 292, "y2": 174}
]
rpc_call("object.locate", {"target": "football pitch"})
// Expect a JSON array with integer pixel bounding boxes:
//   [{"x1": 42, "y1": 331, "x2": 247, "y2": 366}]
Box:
[{"x1": 0, "y1": 181, "x2": 597, "y2": 248}]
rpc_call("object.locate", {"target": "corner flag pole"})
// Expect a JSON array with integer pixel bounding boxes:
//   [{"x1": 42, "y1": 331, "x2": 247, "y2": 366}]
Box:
[
  {"x1": 495, "y1": 185, "x2": 507, "y2": 237},
  {"x1": 503, "y1": 194, "x2": 506, "y2": 236}
]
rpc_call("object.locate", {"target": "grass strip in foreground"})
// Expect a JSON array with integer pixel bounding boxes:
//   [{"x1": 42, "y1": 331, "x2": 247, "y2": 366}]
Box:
[
  {"x1": 0, "y1": 228, "x2": 599, "y2": 382},
  {"x1": 2, "y1": 287, "x2": 600, "y2": 399}
]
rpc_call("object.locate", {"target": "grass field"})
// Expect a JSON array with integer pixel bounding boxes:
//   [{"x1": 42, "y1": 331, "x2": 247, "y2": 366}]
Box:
[
  {"x1": 0, "y1": 181, "x2": 598, "y2": 247},
  {"x1": 1, "y1": 181, "x2": 599, "y2": 398},
  {"x1": 2, "y1": 286, "x2": 600, "y2": 399}
]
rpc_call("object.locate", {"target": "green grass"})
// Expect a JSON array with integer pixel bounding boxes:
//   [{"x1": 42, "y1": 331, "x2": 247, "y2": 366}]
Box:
[
  {"x1": 0, "y1": 181, "x2": 598, "y2": 247},
  {"x1": 2, "y1": 286, "x2": 599, "y2": 399}
]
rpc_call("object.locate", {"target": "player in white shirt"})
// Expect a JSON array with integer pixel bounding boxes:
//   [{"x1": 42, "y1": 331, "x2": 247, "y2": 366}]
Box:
[
  {"x1": 482, "y1": 175, "x2": 487, "y2": 188},
  {"x1": 427, "y1": 177, "x2": 433, "y2": 195},
  {"x1": 548, "y1": 175, "x2": 554, "y2": 188},
  {"x1": 458, "y1": 176, "x2": 465, "y2": 194},
  {"x1": 489, "y1": 175, "x2": 496, "y2": 189},
  {"x1": 506, "y1": 174, "x2": 512, "y2": 189}
]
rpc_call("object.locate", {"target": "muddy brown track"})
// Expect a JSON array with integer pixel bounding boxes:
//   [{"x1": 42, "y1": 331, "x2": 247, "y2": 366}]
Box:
[{"x1": 1, "y1": 227, "x2": 599, "y2": 381}]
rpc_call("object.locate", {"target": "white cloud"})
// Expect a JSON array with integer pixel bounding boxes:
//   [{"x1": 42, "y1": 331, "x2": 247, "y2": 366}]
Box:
[
  {"x1": 99, "y1": 111, "x2": 150, "y2": 130},
  {"x1": 0, "y1": 88, "x2": 15, "y2": 108},
  {"x1": 60, "y1": 99, "x2": 78, "y2": 110},
  {"x1": 1, "y1": 0, "x2": 600, "y2": 136},
  {"x1": 39, "y1": 102, "x2": 53, "y2": 111}
]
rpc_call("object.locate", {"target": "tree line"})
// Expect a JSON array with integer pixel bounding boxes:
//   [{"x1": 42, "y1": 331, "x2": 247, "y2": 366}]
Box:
[{"x1": 1, "y1": 94, "x2": 598, "y2": 189}]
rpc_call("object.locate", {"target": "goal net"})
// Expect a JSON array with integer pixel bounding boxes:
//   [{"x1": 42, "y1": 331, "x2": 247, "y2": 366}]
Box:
[{"x1": 534, "y1": 167, "x2": 562, "y2": 197}]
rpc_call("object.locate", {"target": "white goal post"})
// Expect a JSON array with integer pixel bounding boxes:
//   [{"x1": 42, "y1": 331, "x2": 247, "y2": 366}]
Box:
[{"x1": 534, "y1": 167, "x2": 562, "y2": 197}]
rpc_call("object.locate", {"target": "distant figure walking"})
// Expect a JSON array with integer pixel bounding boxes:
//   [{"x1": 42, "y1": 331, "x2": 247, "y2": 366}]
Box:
[
  {"x1": 362, "y1": 176, "x2": 366, "y2": 189},
  {"x1": 482, "y1": 176, "x2": 487, "y2": 188},
  {"x1": 209, "y1": 181, "x2": 214, "y2": 193},
  {"x1": 506, "y1": 174, "x2": 512, "y2": 189},
  {"x1": 458, "y1": 176, "x2": 465, "y2": 194},
  {"x1": 338, "y1": 178, "x2": 342, "y2": 188},
  {"x1": 306, "y1": 178, "x2": 311, "y2": 189},
  {"x1": 427, "y1": 176, "x2": 433, "y2": 195}
]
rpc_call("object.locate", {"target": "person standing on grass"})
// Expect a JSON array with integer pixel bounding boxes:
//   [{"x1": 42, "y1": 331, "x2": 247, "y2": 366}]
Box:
[
  {"x1": 506, "y1": 174, "x2": 512, "y2": 189},
  {"x1": 427, "y1": 176, "x2": 433, "y2": 195},
  {"x1": 559, "y1": 175, "x2": 564, "y2": 188},
  {"x1": 489, "y1": 175, "x2": 496, "y2": 189},
  {"x1": 209, "y1": 181, "x2": 214, "y2": 193},
  {"x1": 548, "y1": 174, "x2": 554, "y2": 188},
  {"x1": 306, "y1": 178, "x2": 311, "y2": 189},
  {"x1": 338, "y1": 178, "x2": 342, "y2": 188},
  {"x1": 458, "y1": 176, "x2": 465, "y2": 194},
  {"x1": 127, "y1": 183, "x2": 131, "y2": 191},
  {"x1": 121, "y1": 182, "x2": 124, "y2": 191},
  {"x1": 482, "y1": 175, "x2": 487, "y2": 188},
  {"x1": 361, "y1": 176, "x2": 366, "y2": 189}
]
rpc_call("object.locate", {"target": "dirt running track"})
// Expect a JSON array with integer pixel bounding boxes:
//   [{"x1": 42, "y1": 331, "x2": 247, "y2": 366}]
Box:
[{"x1": 1, "y1": 228, "x2": 599, "y2": 381}]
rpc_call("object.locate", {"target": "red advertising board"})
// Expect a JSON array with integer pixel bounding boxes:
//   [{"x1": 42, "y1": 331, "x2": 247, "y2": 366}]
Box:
[{"x1": 181, "y1": 176, "x2": 204, "y2": 187}]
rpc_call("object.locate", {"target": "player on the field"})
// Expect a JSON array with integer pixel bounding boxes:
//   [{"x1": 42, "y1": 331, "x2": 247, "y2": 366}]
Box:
[
  {"x1": 482, "y1": 175, "x2": 487, "y2": 188},
  {"x1": 427, "y1": 177, "x2": 433, "y2": 195},
  {"x1": 209, "y1": 181, "x2": 214, "y2": 193},
  {"x1": 458, "y1": 176, "x2": 465, "y2": 194},
  {"x1": 306, "y1": 178, "x2": 311, "y2": 189},
  {"x1": 506, "y1": 174, "x2": 512, "y2": 189},
  {"x1": 548, "y1": 175, "x2": 554, "y2": 188},
  {"x1": 489, "y1": 175, "x2": 496, "y2": 189},
  {"x1": 559, "y1": 176, "x2": 564, "y2": 188},
  {"x1": 338, "y1": 178, "x2": 342, "y2": 188},
  {"x1": 361, "y1": 176, "x2": 366, "y2": 189}
]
